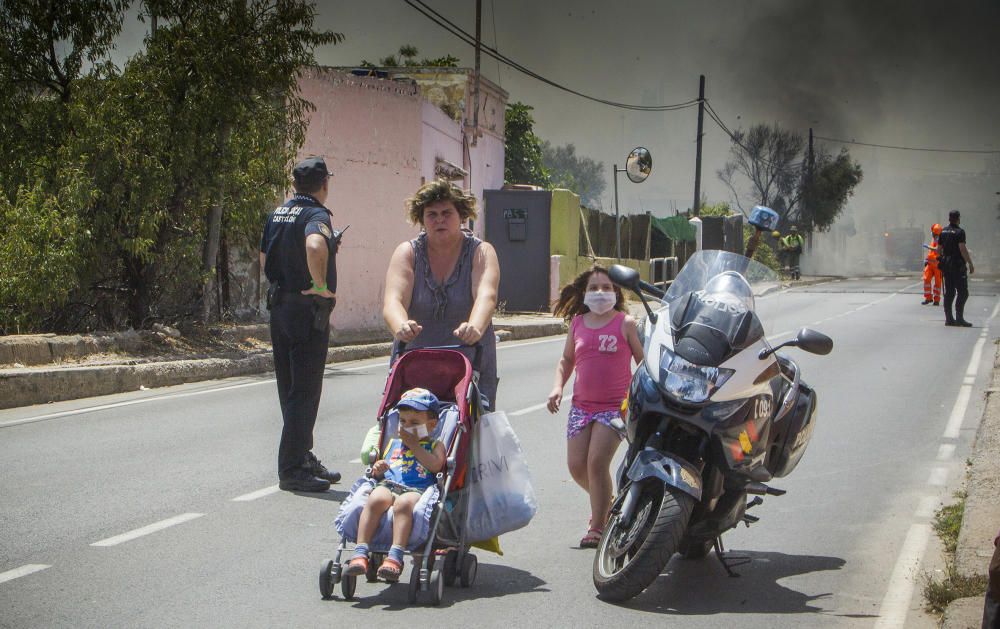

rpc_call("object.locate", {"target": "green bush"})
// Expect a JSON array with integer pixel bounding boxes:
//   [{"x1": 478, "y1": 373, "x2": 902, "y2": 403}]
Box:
[{"x1": 0, "y1": 167, "x2": 92, "y2": 333}]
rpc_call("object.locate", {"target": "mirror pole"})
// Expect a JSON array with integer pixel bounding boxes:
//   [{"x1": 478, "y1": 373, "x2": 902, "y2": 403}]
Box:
[{"x1": 613, "y1": 164, "x2": 623, "y2": 262}]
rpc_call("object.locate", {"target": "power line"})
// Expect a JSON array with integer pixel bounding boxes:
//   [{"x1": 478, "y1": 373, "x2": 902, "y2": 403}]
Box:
[
  {"x1": 703, "y1": 99, "x2": 802, "y2": 170},
  {"x1": 814, "y1": 135, "x2": 1000, "y2": 155},
  {"x1": 403, "y1": 0, "x2": 699, "y2": 112}
]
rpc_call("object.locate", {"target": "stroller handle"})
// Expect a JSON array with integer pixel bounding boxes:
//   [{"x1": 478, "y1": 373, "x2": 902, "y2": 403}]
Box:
[{"x1": 395, "y1": 341, "x2": 484, "y2": 371}]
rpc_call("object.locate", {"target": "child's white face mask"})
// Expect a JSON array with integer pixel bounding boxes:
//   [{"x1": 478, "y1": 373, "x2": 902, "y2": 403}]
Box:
[
  {"x1": 584, "y1": 290, "x2": 616, "y2": 315},
  {"x1": 401, "y1": 423, "x2": 429, "y2": 438}
]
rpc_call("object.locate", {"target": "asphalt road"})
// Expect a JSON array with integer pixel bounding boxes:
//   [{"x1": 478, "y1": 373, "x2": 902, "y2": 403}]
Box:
[{"x1": 2, "y1": 275, "x2": 999, "y2": 629}]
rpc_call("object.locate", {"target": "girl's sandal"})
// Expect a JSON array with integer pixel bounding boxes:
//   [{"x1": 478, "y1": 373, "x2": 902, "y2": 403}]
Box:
[
  {"x1": 376, "y1": 557, "x2": 403, "y2": 582},
  {"x1": 580, "y1": 527, "x2": 603, "y2": 548}
]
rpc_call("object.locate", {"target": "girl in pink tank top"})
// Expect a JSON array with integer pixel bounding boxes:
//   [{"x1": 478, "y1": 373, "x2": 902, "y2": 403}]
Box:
[{"x1": 547, "y1": 266, "x2": 644, "y2": 548}]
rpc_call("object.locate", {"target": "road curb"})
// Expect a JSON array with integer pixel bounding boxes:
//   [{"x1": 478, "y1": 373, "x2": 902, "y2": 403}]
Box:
[
  {"x1": 942, "y1": 341, "x2": 999, "y2": 628},
  {"x1": 0, "y1": 320, "x2": 566, "y2": 410}
]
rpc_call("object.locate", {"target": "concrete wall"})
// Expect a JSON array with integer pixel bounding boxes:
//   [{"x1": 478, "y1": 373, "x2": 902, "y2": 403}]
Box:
[
  {"x1": 547, "y1": 188, "x2": 651, "y2": 300},
  {"x1": 289, "y1": 68, "x2": 507, "y2": 339},
  {"x1": 296, "y1": 68, "x2": 426, "y2": 338}
]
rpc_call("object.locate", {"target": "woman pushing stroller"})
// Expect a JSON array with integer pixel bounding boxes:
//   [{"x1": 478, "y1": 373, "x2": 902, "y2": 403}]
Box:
[{"x1": 346, "y1": 388, "x2": 445, "y2": 582}]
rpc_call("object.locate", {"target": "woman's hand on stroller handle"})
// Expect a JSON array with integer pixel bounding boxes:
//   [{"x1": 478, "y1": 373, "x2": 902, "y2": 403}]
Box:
[
  {"x1": 394, "y1": 319, "x2": 423, "y2": 342},
  {"x1": 452, "y1": 321, "x2": 482, "y2": 345}
]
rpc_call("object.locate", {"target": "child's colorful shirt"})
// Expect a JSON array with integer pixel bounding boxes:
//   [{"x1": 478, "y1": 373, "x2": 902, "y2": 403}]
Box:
[{"x1": 381, "y1": 437, "x2": 440, "y2": 490}]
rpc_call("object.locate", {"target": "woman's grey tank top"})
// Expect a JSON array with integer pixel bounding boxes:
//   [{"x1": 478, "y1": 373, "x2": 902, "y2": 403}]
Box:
[{"x1": 393, "y1": 231, "x2": 498, "y2": 408}]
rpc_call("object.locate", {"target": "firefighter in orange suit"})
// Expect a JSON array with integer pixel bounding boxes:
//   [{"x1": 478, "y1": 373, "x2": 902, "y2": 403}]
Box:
[{"x1": 921, "y1": 223, "x2": 943, "y2": 305}]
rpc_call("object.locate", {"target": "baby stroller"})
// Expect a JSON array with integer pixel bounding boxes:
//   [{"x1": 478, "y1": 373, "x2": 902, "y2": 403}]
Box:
[{"x1": 319, "y1": 345, "x2": 484, "y2": 605}]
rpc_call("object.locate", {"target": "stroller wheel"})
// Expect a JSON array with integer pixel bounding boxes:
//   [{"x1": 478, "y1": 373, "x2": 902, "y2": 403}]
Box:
[
  {"x1": 429, "y1": 565, "x2": 444, "y2": 606},
  {"x1": 460, "y1": 553, "x2": 477, "y2": 588},
  {"x1": 319, "y1": 559, "x2": 335, "y2": 600},
  {"x1": 407, "y1": 561, "x2": 420, "y2": 604},
  {"x1": 443, "y1": 550, "x2": 458, "y2": 587},
  {"x1": 366, "y1": 553, "x2": 382, "y2": 583},
  {"x1": 341, "y1": 574, "x2": 357, "y2": 601}
]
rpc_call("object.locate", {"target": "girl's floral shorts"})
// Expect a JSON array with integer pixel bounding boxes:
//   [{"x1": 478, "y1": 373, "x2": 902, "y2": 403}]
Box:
[{"x1": 567, "y1": 405, "x2": 624, "y2": 440}]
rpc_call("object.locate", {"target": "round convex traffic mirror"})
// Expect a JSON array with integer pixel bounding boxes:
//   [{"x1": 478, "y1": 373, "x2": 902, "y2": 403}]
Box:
[{"x1": 625, "y1": 147, "x2": 652, "y2": 183}]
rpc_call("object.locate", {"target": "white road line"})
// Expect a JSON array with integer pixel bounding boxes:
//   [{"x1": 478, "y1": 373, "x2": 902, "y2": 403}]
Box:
[
  {"x1": 497, "y1": 336, "x2": 565, "y2": 350},
  {"x1": 990, "y1": 299, "x2": 1000, "y2": 321},
  {"x1": 936, "y1": 444, "x2": 956, "y2": 461},
  {"x1": 349, "y1": 458, "x2": 361, "y2": 464},
  {"x1": 927, "y1": 467, "x2": 948, "y2": 487},
  {"x1": 509, "y1": 402, "x2": 548, "y2": 417},
  {"x1": 232, "y1": 485, "x2": 279, "y2": 502},
  {"x1": 0, "y1": 380, "x2": 270, "y2": 428},
  {"x1": 943, "y1": 385, "x2": 974, "y2": 439},
  {"x1": 915, "y1": 496, "x2": 939, "y2": 519},
  {"x1": 966, "y1": 335, "x2": 987, "y2": 378},
  {"x1": 0, "y1": 564, "x2": 50, "y2": 585},
  {"x1": 874, "y1": 523, "x2": 932, "y2": 629},
  {"x1": 510, "y1": 395, "x2": 573, "y2": 417},
  {"x1": 1, "y1": 358, "x2": 391, "y2": 429},
  {"x1": 90, "y1": 513, "x2": 204, "y2": 547}
]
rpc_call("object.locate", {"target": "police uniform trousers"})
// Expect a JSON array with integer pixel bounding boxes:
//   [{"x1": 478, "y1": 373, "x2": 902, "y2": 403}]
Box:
[
  {"x1": 270, "y1": 293, "x2": 330, "y2": 478},
  {"x1": 941, "y1": 262, "x2": 969, "y2": 322}
]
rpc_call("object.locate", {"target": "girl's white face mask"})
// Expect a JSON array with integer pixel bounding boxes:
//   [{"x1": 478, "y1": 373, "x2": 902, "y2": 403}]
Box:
[
  {"x1": 401, "y1": 423, "x2": 429, "y2": 438},
  {"x1": 584, "y1": 290, "x2": 616, "y2": 315}
]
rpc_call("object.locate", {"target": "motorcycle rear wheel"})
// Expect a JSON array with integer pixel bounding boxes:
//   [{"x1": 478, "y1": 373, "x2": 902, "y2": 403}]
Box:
[{"x1": 593, "y1": 483, "x2": 694, "y2": 602}]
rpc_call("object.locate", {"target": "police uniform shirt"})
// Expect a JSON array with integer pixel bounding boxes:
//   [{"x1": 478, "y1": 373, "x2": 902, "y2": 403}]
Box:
[
  {"x1": 259, "y1": 193, "x2": 338, "y2": 292},
  {"x1": 938, "y1": 222, "x2": 966, "y2": 266}
]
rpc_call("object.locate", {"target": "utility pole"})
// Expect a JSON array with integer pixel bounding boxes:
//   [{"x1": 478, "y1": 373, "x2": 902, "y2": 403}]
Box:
[
  {"x1": 692, "y1": 74, "x2": 705, "y2": 216},
  {"x1": 471, "y1": 0, "x2": 482, "y2": 147},
  {"x1": 805, "y1": 127, "x2": 815, "y2": 230}
]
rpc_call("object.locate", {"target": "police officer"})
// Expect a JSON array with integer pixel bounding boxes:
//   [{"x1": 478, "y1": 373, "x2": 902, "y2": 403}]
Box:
[
  {"x1": 937, "y1": 209, "x2": 975, "y2": 327},
  {"x1": 259, "y1": 157, "x2": 342, "y2": 492}
]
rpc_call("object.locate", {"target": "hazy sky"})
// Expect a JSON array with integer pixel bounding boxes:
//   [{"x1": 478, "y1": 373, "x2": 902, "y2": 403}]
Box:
[{"x1": 118, "y1": 1, "x2": 1000, "y2": 233}]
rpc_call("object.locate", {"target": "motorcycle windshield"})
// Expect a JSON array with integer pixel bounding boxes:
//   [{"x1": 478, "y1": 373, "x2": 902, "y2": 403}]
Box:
[{"x1": 663, "y1": 250, "x2": 780, "y2": 365}]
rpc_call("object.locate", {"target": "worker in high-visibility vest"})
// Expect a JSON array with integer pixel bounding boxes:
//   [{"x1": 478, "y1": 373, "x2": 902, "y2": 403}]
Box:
[
  {"x1": 921, "y1": 223, "x2": 943, "y2": 305},
  {"x1": 780, "y1": 226, "x2": 805, "y2": 280}
]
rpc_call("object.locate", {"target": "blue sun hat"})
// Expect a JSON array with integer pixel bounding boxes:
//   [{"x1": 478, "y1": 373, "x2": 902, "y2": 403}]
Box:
[{"x1": 396, "y1": 388, "x2": 440, "y2": 413}]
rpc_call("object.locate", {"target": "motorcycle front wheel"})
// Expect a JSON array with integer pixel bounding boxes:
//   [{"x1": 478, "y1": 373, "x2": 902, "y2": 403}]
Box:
[{"x1": 593, "y1": 482, "x2": 695, "y2": 602}]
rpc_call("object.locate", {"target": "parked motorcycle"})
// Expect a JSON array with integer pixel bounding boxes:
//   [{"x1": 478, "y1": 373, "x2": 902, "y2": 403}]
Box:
[{"x1": 593, "y1": 249, "x2": 833, "y2": 602}]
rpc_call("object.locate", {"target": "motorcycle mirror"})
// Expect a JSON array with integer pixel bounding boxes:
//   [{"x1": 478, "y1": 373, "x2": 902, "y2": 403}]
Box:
[
  {"x1": 625, "y1": 147, "x2": 652, "y2": 184},
  {"x1": 794, "y1": 328, "x2": 833, "y2": 355},
  {"x1": 609, "y1": 264, "x2": 641, "y2": 292},
  {"x1": 608, "y1": 264, "x2": 659, "y2": 323}
]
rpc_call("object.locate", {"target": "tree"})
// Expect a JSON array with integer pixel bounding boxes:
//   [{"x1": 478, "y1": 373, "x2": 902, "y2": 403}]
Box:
[
  {"x1": 717, "y1": 123, "x2": 862, "y2": 233},
  {"x1": 0, "y1": 0, "x2": 342, "y2": 332},
  {"x1": 504, "y1": 102, "x2": 549, "y2": 187},
  {"x1": 542, "y1": 141, "x2": 605, "y2": 208},
  {"x1": 361, "y1": 45, "x2": 460, "y2": 68}
]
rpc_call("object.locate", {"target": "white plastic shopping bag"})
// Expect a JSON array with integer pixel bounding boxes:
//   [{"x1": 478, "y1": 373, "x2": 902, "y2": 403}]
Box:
[{"x1": 466, "y1": 410, "x2": 537, "y2": 541}]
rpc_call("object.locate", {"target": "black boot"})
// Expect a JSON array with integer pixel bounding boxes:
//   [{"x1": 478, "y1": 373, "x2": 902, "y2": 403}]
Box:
[{"x1": 305, "y1": 451, "x2": 341, "y2": 484}]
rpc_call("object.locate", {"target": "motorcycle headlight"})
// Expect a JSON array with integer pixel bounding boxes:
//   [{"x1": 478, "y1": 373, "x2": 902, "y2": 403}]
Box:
[{"x1": 659, "y1": 347, "x2": 735, "y2": 404}]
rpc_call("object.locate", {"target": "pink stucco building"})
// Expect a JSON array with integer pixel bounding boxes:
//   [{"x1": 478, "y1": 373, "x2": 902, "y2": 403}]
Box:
[{"x1": 292, "y1": 67, "x2": 507, "y2": 340}]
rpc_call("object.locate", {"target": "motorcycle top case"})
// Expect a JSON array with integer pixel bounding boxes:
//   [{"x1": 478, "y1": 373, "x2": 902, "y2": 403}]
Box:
[{"x1": 764, "y1": 381, "x2": 817, "y2": 478}]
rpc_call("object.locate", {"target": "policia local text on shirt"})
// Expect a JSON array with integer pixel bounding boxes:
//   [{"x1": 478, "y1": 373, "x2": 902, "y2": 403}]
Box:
[
  {"x1": 937, "y1": 209, "x2": 975, "y2": 328},
  {"x1": 259, "y1": 157, "x2": 344, "y2": 492}
]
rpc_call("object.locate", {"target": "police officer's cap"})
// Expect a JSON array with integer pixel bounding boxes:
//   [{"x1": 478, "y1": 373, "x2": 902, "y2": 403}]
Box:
[{"x1": 293, "y1": 157, "x2": 333, "y2": 188}]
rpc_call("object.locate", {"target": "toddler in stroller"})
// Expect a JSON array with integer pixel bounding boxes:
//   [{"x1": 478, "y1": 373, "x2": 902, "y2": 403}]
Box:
[
  {"x1": 345, "y1": 388, "x2": 446, "y2": 582},
  {"x1": 321, "y1": 346, "x2": 484, "y2": 605}
]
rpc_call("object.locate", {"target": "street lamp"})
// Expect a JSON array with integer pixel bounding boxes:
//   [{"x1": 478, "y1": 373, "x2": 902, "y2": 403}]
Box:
[{"x1": 612, "y1": 147, "x2": 652, "y2": 261}]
